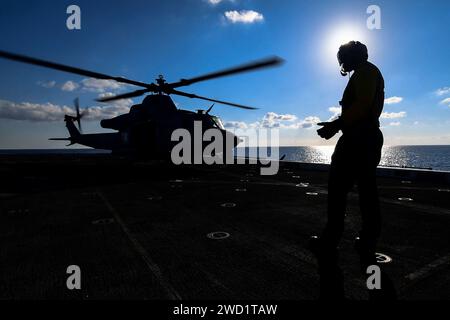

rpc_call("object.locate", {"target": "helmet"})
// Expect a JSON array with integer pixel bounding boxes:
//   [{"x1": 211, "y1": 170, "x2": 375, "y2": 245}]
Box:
[{"x1": 337, "y1": 41, "x2": 368, "y2": 76}]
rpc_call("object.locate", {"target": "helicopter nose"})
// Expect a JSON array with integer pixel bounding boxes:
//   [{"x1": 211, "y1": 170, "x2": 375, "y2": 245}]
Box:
[
  {"x1": 233, "y1": 134, "x2": 242, "y2": 147},
  {"x1": 223, "y1": 130, "x2": 241, "y2": 148}
]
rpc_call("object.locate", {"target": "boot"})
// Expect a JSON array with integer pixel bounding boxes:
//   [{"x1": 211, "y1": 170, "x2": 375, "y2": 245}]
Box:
[{"x1": 309, "y1": 236, "x2": 344, "y2": 300}]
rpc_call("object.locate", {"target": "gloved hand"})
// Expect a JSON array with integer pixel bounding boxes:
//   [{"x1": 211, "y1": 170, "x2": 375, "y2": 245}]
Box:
[{"x1": 317, "y1": 118, "x2": 342, "y2": 140}]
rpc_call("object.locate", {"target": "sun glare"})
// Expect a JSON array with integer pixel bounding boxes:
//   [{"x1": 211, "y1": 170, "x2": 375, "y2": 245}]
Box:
[{"x1": 323, "y1": 24, "x2": 368, "y2": 67}]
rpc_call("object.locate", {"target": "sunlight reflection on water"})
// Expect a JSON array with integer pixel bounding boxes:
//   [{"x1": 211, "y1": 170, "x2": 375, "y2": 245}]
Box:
[
  {"x1": 237, "y1": 145, "x2": 450, "y2": 171},
  {"x1": 286, "y1": 146, "x2": 334, "y2": 164}
]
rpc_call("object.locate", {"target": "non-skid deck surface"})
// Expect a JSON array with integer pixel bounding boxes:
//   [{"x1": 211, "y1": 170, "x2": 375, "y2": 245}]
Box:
[{"x1": 1, "y1": 155, "x2": 449, "y2": 299}]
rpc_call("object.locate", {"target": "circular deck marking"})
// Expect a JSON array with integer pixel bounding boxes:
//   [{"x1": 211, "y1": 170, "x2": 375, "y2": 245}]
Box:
[
  {"x1": 306, "y1": 192, "x2": 319, "y2": 196},
  {"x1": 220, "y1": 202, "x2": 236, "y2": 208},
  {"x1": 92, "y1": 218, "x2": 115, "y2": 225},
  {"x1": 398, "y1": 197, "x2": 413, "y2": 202},
  {"x1": 147, "y1": 196, "x2": 162, "y2": 201},
  {"x1": 375, "y1": 253, "x2": 392, "y2": 264},
  {"x1": 296, "y1": 183, "x2": 309, "y2": 188},
  {"x1": 235, "y1": 188, "x2": 247, "y2": 192},
  {"x1": 207, "y1": 232, "x2": 230, "y2": 240},
  {"x1": 438, "y1": 189, "x2": 450, "y2": 192}
]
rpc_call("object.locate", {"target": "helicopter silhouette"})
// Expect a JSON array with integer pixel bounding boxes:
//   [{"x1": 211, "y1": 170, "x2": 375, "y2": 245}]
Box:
[{"x1": 0, "y1": 50, "x2": 283, "y2": 159}]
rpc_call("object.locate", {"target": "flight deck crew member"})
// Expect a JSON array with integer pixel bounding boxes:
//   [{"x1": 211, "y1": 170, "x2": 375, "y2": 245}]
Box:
[{"x1": 311, "y1": 41, "x2": 385, "y2": 267}]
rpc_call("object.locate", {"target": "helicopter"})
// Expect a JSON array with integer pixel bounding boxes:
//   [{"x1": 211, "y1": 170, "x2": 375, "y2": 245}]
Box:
[{"x1": 0, "y1": 50, "x2": 283, "y2": 159}]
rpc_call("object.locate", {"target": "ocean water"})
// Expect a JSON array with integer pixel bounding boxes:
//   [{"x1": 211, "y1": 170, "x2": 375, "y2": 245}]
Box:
[
  {"x1": 236, "y1": 145, "x2": 450, "y2": 172},
  {"x1": 1, "y1": 145, "x2": 450, "y2": 171}
]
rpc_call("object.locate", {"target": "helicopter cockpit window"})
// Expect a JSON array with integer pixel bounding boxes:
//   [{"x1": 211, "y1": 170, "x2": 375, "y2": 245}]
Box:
[{"x1": 211, "y1": 116, "x2": 225, "y2": 130}]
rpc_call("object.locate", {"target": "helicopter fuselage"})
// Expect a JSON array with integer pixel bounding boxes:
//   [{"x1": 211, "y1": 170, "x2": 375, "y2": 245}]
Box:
[
  {"x1": 59, "y1": 94, "x2": 239, "y2": 159},
  {"x1": 0, "y1": 50, "x2": 281, "y2": 158}
]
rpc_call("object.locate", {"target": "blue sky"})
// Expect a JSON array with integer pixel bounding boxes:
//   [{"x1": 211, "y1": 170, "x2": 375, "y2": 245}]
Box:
[{"x1": 0, "y1": 0, "x2": 449, "y2": 148}]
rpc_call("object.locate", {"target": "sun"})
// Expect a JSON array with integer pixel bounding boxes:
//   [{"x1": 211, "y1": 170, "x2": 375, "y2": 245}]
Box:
[{"x1": 324, "y1": 24, "x2": 367, "y2": 64}]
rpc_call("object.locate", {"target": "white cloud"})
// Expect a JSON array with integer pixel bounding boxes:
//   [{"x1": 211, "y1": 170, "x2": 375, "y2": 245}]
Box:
[
  {"x1": 61, "y1": 80, "x2": 80, "y2": 92},
  {"x1": 384, "y1": 96, "x2": 403, "y2": 104},
  {"x1": 206, "y1": 0, "x2": 236, "y2": 6},
  {"x1": 0, "y1": 98, "x2": 132, "y2": 122},
  {"x1": 81, "y1": 78, "x2": 126, "y2": 93},
  {"x1": 82, "y1": 104, "x2": 131, "y2": 121},
  {"x1": 440, "y1": 97, "x2": 450, "y2": 107},
  {"x1": 435, "y1": 87, "x2": 450, "y2": 96},
  {"x1": 97, "y1": 92, "x2": 134, "y2": 110},
  {"x1": 264, "y1": 112, "x2": 297, "y2": 122},
  {"x1": 0, "y1": 100, "x2": 73, "y2": 122},
  {"x1": 380, "y1": 111, "x2": 407, "y2": 119},
  {"x1": 260, "y1": 115, "x2": 320, "y2": 129},
  {"x1": 37, "y1": 81, "x2": 56, "y2": 89},
  {"x1": 226, "y1": 112, "x2": 320, "y2": 130},
  {"x1": 54, "y1": 78, "x2": 129, "y2": 93},
  {"x1": 328, "y1": 106, "x2": 341, "y2": 115},
  {"x1": 259, "y1": 112, "x2": 297, "y2": 128},
  {"x1": 224, "y1": 121, "x2": 248, "y2": 129},
  {"x1": 224, "y1": 10, "x2": 264, "y2": 24},
  {"x1": 327, "y1": 106, "x2": 341, "y2": 121},
  {"x1": 229, "y1": 107, "x2": 406, "y2": 131},
  {"x1": 297, "y1": 116, "x2": 321, "y2": 129}
]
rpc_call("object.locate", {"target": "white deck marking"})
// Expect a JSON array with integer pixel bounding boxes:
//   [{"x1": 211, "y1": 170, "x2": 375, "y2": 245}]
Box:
[
  {"x1": 170, "y1": 177, "x2": 450, "y2": 217},
  {"x1": 97, "y1": 191, "x2": 182, "y2": 300}
]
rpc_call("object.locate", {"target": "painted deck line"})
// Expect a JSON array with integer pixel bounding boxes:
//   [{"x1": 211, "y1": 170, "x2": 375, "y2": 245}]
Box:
[{"x1": 97, "y1": 191, "x2": 182, "y2": 300}]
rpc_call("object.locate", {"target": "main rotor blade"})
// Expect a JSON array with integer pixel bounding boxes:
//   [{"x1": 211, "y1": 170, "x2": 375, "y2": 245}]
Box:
[
  {"x1": 169, "y1": 89, "x2": 257, "y2": 110},
  {"x1": 96, "y1": 88, "x2": 151, "y2": 102},
  {"x1": 0, "y1": 50, "x2": 150, "y2": 88},
  {"x1": 168, "y1": 56, "x2": 284, "y2": 89}
]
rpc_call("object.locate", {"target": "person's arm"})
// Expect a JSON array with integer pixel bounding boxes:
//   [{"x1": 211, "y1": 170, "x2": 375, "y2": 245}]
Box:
[
  {"x1": 341, "y1": 67, "x2": 377, "y2": 127},
  {"x1": 317, "y1": 117, "x2": 342, "y2": 140}
]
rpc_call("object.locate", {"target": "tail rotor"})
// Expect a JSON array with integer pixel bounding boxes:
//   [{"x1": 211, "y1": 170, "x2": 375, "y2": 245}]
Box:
[{"x1": 73, "y1": 97, "x2": 87, "y2": 133}]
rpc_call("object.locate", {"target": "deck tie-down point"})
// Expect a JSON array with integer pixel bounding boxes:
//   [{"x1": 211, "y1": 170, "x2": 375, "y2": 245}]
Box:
[
  {"x1": 220, "y1": 202, "x2": 236, "y2": 208},
  {"x1": 375, "y1": 253, "x2": 393, "y2": 264},
  {"x1": 207, "y1": 232, "x2": 230, "y2": 240}
]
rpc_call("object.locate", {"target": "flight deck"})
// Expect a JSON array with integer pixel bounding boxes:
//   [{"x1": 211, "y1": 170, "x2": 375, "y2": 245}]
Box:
[{"x1": 1, "y1": 154, "x2": 449, "y2": 299}]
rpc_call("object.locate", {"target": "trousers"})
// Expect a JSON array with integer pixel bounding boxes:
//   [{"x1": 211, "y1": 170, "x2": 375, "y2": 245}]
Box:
[{"x1": 322, "y1": 128, "x2": 384, "y2": 251}]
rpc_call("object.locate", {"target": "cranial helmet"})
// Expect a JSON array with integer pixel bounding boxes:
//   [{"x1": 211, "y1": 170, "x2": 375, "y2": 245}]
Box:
[{"x1": 337, "y1": 41, "x2": 368, "y2": 76}]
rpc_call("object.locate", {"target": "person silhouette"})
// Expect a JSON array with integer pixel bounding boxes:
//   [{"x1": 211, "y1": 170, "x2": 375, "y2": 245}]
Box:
[{"x1": 310, "y1": 41, "x2": 385, "y2": 275}]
